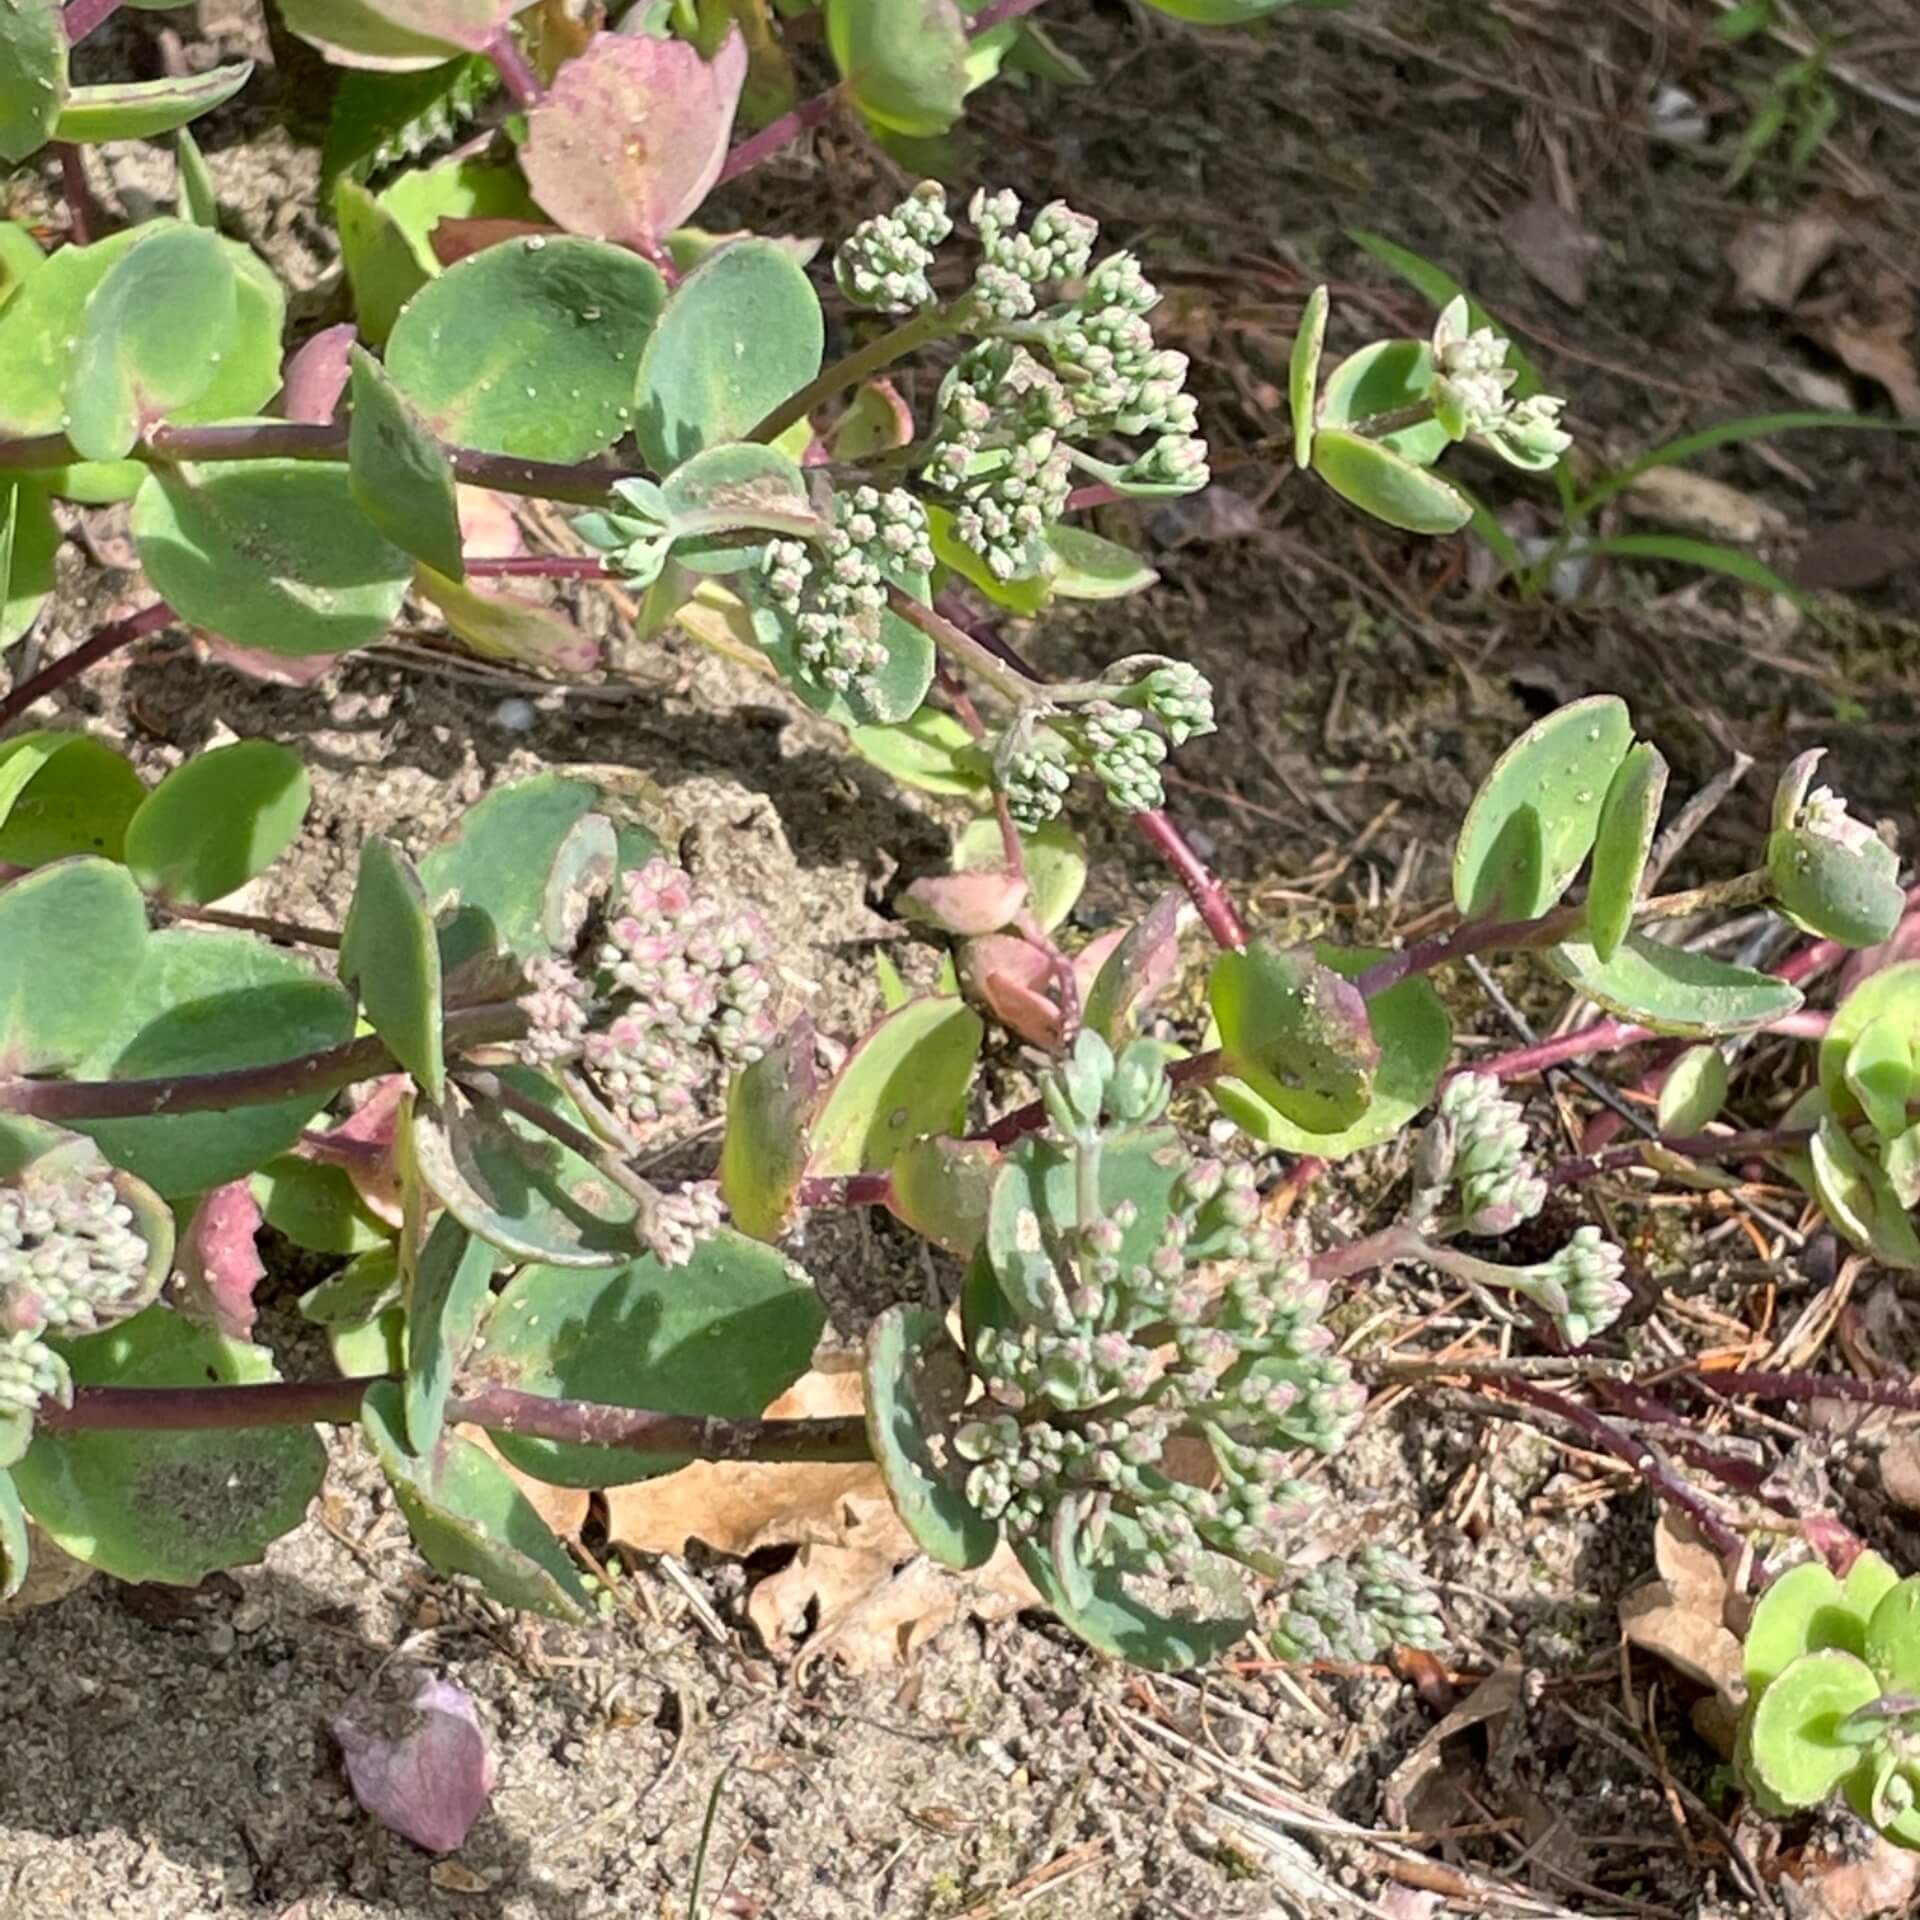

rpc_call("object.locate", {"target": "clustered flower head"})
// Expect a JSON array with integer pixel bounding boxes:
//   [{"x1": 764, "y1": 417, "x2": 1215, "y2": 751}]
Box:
[
  {"x1": 1430, "y1": 297, "x2": 1571, "y2": 471},
  {"x1": 0, "y1": 1166, "x2": 158, "y2": 1423},
  {"x1": 1435, "y1": 1071, "x2": 1548, "y2": 1235},
  {"x1": 960, "y1": 1036, "x2": 1370, "y2": 1592},
  {"x1": 1510, "y1": 1224, "x2": 1631, "y2": 1350},
  {"x1": 760, "y1": 486, "x2": 934, "y2": 704},
  {"x1": 834, "y1": 181, "x2": 955, "y2": 313},
  {"x1": 517, "y1": 858, "x2": 777, "y2": 1144},
  {"x1": 967, "y1": 188, "x2": 1099, "y2": 322},
  {"x1": 1269, "y1": 1546, "x2": 1445, "y2": 1664}
]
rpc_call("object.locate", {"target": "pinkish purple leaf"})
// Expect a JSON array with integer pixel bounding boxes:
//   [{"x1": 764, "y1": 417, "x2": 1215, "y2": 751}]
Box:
[
  {"x1": 900, "y1": 869, "x2": 1027, "y2": 938},
  {"x1": 281, "y1": 323, "x2": 357, "y2": 425},
  {"x1": 191, "y1": 637, "x2": 338, "y2": 686},
  {"x1": 175, "y1": 1180, "x2": 265, "y2": 1340},
  {"x1": 520, "y1": 30, "x2": 748, "y2": 254},
  {"x1": 334, "y1": 1673, "x2": 496, "y2": 1855},
  {"x1": 957, "y1": 927, "x2": 1125, "y2": 1052},
  {"x1": 301, "y1": 1074, "x2": 408, "y2": 1226}
]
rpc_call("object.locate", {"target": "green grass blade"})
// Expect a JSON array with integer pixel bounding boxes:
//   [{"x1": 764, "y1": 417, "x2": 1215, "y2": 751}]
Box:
[{"x1": 1582, "y1": 532, "x2": 1806, "y2": 606}]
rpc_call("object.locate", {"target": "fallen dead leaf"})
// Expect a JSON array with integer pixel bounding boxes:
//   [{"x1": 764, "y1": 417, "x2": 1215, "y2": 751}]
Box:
[
  {"x1": 1803, "y1": 274, "x2": 1920, "y2": 417},
  {"x1": 1785, "y1": 1832, "x2": 1920, "y2": 1919},
  {"x1": 1506, "y1": 195, "x2": 1599, "y2": 309},
  {"x1": 1622, "y1": 465, "x2": 1792, "y2": 545},
  {"x1": 1619, "y1": 1513, "x2": 1745, "y2": 1715},
  {"x1": 1382, "y1": 1664, "x2": 1525, "y2": 1830},
  {"x1": 0, "y1": 1516, "x2": 96, "y2": 1619},
  {"x1": 1727, "y1": 203, "x2": 1847, "y2": 309}
]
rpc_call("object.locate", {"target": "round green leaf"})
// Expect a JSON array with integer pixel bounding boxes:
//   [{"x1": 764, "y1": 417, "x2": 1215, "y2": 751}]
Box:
[
  {"x1": 1768, "y1": 825, "x2": 1906, "y2": 950},
  {"x1": 1289, "y1": 283, "x2": 1328, "y2": 470},
  {"x1": 69, "y1": 930, "x2": 356, "y2": 1197},
  {"x1": 418, "y1": 771, "x2": 661, "y2": 973},
  {"x1": 1317, "y1": 338, "x2": 1448, "y2": 463},
  {"x1": 340, "y1": 835, "x2": 445, "y2": 1103},
  {"x1": 132, "y1": 459, "x2": 412, "y2": 657},
  {"x1": 477, "y1": 1231, "x2": 826, "y2": 1486},
  {"x1": 847, "y1": 708, "x2": 990, "y2": 799},
  {"x1": 1748, "y1": 1649, "x2": 1882, "y2": 1810},
  {"x1": 1584, "y1": 740, "x2": 1667, "y2": 963},
  {"x1": 123, "y1": 739, "x2": 311, "y2": 906},
  {"x1": 0, "y1": 219, "x2": 44, "y2": 310},
  {"x1": 1208, "y1": 938, "x2": 1379, "y2": 1134},
  {"x1": 1746, "y1": 1558, "x2": 1882, "y2": 1692},
  {"x1": 347, "y1": 343, "x2": 464, "y2": 579},
  {"x1": 0, "y1": 859, "x2": 148, "y2": 1075},
  {"x1": 1015, "y1": 1515, "x2": 1252, "y2": 1670},
  {"x1": 386, "y1": 235, "x2": 665, "y2": 463},
  {"x1": 719, "y1": 1016, "x2": 819, "y2": 1242},
  {"x1": 335, "y1": 178, "x2": 430, "y2": 348},
  {"x1": 1, "y1": 476, "x2": 57, "y2": 647},
  {"x1": 1044, "y1": 525, "x2": 1158, "y2": 601},
  {"x1": 864, "y1": 1304, "x2": 998, "y2": 1569},
  {"x1": 14, "y1": 1305, "x2": 325, "y2": 1585},
  {"x1": 826, "y1": 0, "x2": 971, "y2": 137},
  {"x1": 1453, "y1": 696, "x2": 1634, "y2": 921},
  {"x1": 361, "y1": 1380, "x2": 592, "y2": 1623},
  {"x1": 275, "y1": 0, "x2": 455, "y2": 69},
  {"x1": 1657, "y1": 1045, "x2": 1728, "y2": 1138},
  {"x1": 52, "y1": 61, "x2": 252, "y2": 143},
  {"x1": 1208, "y1": 944, "x2": 1451, "y2": 1158},
  {"x1": 634, "y1": 238, "x2": 823, "y2": 471},
  {"x1": 1808, "y1": 1116, "x2": 1920, "y2": 1269},
  {"x1": 661, "y1": 440, "x2": 814, "y2": 574},
  {"x1": 404, "y1": 1211, "x2": 496, "y2": 1461},
  {"x1": 299, "y1": 1243, "x2": 401, "y2": 1326},
  {"x1": 887, "y1": 1133, "x2": 998, "y2": 1257},
  {"x1": 804, "y1": 996, "x2": 984, "y2": 1177},
  {"x1": 0, "y1": 732, "x2": 144, "y2": 866},
  {"x1": 1866, "y1": 1578, "x2": 1920, "y2": 1697},
  {"x1": 953, "y1": 814, "x2": 1085, "y2": 934},
  {"x1": 1824, "y1": 966, "x2": 1920, "y2": 1126},
  {"x1": 1546, "y1": 931, "x2": 1803, "y2": 1039},
  {"x1": 252, "y1": 1156, "x2": 391, "y2": 1255},
  {"x1": 1311, "y1": 427, "x2": 1468, "y2": 534},
  {"x1": 1844, "y1": 1018, "x2": 1914, "y2": 1142},
  {"x1": 0, "y1": 0, "x2": 66, "y2": 164}
]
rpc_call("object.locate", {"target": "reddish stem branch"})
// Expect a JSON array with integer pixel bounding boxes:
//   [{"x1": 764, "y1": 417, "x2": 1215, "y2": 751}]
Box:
[
  {"x1": 55, "y1": 144, "x2": 99, "y2": 245},
  {"x1": 483, "y1": 26, "x2": 543, "y2": 108},
  {"x1": 1545, "y1": 1125, "x2": 1813, "y2": 1189},
  {"x1": 0, "y1": 600, "x2": 175, "y2": 731},
  {"x1": 796, "y1": 1171, "x2": 894, "y2": 1210},
  {"x1": 1132, "y1": 808, "x2": 1247, "y2": 950},
  {"x1": 1673, "y1": 1369, "x2": 1920, "y2": 1415},
  {"x1": 464, "y1": 554, "x2": 612, "y2": 579},
  {"x1": 714, "y1": 87, "x2": 846, "y2": 187}
]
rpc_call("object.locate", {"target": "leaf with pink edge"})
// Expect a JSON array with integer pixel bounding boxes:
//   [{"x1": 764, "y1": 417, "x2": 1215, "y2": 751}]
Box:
[
  {"x1": 720, "y1": 1016, "x2": 819, "y2": 1242},
  {"x1": 174, "y1": 1180, "x2": 267, "y2": 1341},
  {"x1": 1208, "y1": 938, "x2": 1379, "y2": 1133}
]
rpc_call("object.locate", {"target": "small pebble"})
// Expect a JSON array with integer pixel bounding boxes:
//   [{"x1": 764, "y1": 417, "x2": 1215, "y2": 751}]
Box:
[{"x1": 493, "y1": 697, "x2": 537, "y2": 734}]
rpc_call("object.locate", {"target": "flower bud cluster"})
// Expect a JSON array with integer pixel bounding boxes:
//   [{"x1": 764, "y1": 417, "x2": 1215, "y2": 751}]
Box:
[
  {"x1": 967, "y1": 189, "x2": 1099, "y2": 322},
  {"x1": 1510, "y1": 1224, "x2": 1632, "y2": 1349},
  {"x1": 961, "y1": 1045, "x2": 1363, "y2": 1585},
  {"x1": 2, "y1": 1173, "x2": 151, "y2": 1338},
  {"x1": 0, "y1": 1326, "x2": 67, "y2": 1417},
  {"x1": 834, "y1": 182, "x2": 954, "y2": 313},
  {"x1": 1430, "y1": 297, "x2": 1571, "y2": 470},
  {"x1": 1115, "y1": 661, "x2": 1216, "y2": 747},
  {"x1": 1077, "y1": 702, "x2": 1168, "y2": 813},
  {"x1": 517, "y1": 858, "x2": 776, "y2": 1142},
  {"x1": 1436, "y1": 1072, "x2": 1547, "y2": 1235},
  {"x1": 648, "y1": 1181, "x2": 726, "y2": 1270},
  {"x1": 1269, "y1": 1546, "x2": 1445, "y2": 1664},
  {"x1": 761, "y1": 486, "x2": 934, "y2": 703}
]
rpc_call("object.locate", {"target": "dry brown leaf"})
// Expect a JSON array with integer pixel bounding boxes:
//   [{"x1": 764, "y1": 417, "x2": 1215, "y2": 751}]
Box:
[
  {"x1": 1506, "y1": 195, "x2": 1599, "y2": 309},
  {"x1": 0, "y1": 1517, "x2": 95, "y2": 1619},
  {"x1": 1382, "y1": 1665, "x2": 1525, "y2": 1830},
  {"x1": 1620, "y1": 1514, "x2": 1744, "y2": 1710},
  {"x1": 1623, "y1": 466, "x2": 1792, "y2": 545},
  {"x1": 1727, "y1": 204, "x2": 1847, "y2": 309},
  {"x1": 749, "y1": 1539, "x2": 1039, "y2": 1678},
  {"x1": 1879, "y1": 1436, "x2": 1920, "y2": 1512},
  {"x1": 1786, "y1": 1834, "x2": 1920, "y2": 1920},
  {"x1": 460, "y1": 1429, "x2": 589, "y2": 1544},
  {"x1": 603, "y1": 1365, "x2": 881, "y2": 1560},
  {"x1": 1805, "y1": 275, "x2": 1920, "y2": 417}
]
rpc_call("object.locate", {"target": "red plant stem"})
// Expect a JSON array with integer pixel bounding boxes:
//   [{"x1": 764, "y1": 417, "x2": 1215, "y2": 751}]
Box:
[
  {"x1": 0, "y1": 599, "x2": 175, "y2": 731},
  {"x1": 0, "y1": 1004, "x2": 527, "y2": 1122},
  {"x1": 62, "y1": 0, "x2": 123, "y2": 41},
  {"x1": 1352, "y1": 911, "x2": 1558, "y2": 1000},
  {"x1": 969, "y1": 0, "x2": 1051, "y2": 28},
  {"x1": 483, "y1": 26, "x2": 543, "y2": 108},
  {"x1": 40, "y1": 1377, "x2": 873, "y2": 1461},
  {"x1": 1132, "y1": 807, "x2": 1248, "y2": 950},
  {"x1": 464, "y1": 554, "x2": 612, "y2": 579},
  {"x1": 1493, "y1": 1378, "x2": 1745, "y2": 1559},
  {"x1": 796, "y1": 1171, "x2": 893, "y2": 1210},
  {"x1": 54, "y1": 144, "x2": 100, "y2": 246},
  {"x1": 1598, "y1": 1382, "x2": 1784, "y2": 1503},
  {"x1": 155, "y1": 902, "x2": 344, "y2": 950},
  {"x1": 1672, "y1": 1368, "x2": 1920, "y2": 1415},
  {"x1": 1545, "y1": 1125, "x2": 1813, "y2": 1189},
  {"x1": 714, "y1": 87, "x2": 846, "y2": 187},
  {"x1": 1470, "y1": 1017, "x2": 1660, "y2": 1083}
]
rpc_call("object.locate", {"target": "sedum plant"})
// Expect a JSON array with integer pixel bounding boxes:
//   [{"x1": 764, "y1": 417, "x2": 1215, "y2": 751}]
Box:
[{"x1": 0, "y1": 0, "x2": 1915, "y2": 1697}]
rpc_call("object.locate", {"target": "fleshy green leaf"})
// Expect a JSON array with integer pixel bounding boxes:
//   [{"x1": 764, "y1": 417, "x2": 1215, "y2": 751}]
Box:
[
  {"x1": 1453, "y1": 696, "x2": 1633, "y2": 921},
  {"x1": 1208, "y1": 939, "x2": 1379, "y2": 1133},
  {"x1": 1546, "y1": 932, "x2": 1802, "y2": 1039},
  {"x1": 475, "y1": 1232, "x2": 826, "y2": 1486},
  {"x1": 176, "y1": 126, "x2": 218, "y2": 227},
  {"x1": 634, "y1": 238, "x2": 823, "y2": 470},
  {"x1": 341, "y1": 835, "x2": 445, "y2": 1103},
  {"x1": 253, "y1": 1156, "x2": 391, "y2": 1255},
  {"x1": 0, "y1": 0, "x2": 66, "y2": 163},
  {"x1": 865, "y1": 1304, "x2": 998, "y2": 1569},
  {"x1": 0, "y1": 1469, "x2": 27, "y2": 1600},
  {"x1": 321, "y1": 56, "x2": 499, "y2": 194},
  {"x1": 362, "y1": 1380, "x2": 592, "y2": 1623},
  {"x1": 847, "y1": 708, "x2": 989, "y2": 798},
  {"x1": 1808, "y1": 1116, "x2": 1920, "y2": 1269},
  {"x1": 414, "y1": 565, "x2": 599, "y2": 678},
  {"x1": 69, "y1": 931, "x2": 356, "y2": 1197},
  {"x1": 953, "y1": 815, "x2": 1085, "y2": 934},
  {"x1": 1584, "y1": 740, "x2": 1668, "y2": 963},
  {"x1": 132, "y1": 460, "x2": 412, "y2": 657},
  {"x1": 14, "y1": 1305, "x2": 325, "y2": 1584},
  {"x1": 826, "y1": 0, "x2": 971, "y2": 137},
  {"x1": 1310, "y1": 428, "x2": 1468, "y2": 534},
  {"x1": 719, "y1": 1016, "x2": 819, "y2": 1242},
  {"x1": 0, "y1": 731, "x2": 144, "y2": 867},
  {"x1": 1823, "y1": 966, "x2": 1920, "y2": 1126},
  {"x1": 1865, "y1": 1578, "x2": 1920, "y2": 1697},
  {"x1": 1745, "y1": 1558, "x2": 1878, "y2": 1693},
  {"x1": 1769, "y1": 824, "x2": 1906, "y2": 950},
  {"x1": 418, "y1": 771, "x2": 661, "y2": 972},
  {"x1": 1657, "y1": 1046, "x2": 1728, "y2": 1138},
  {"x1": 1, "y1": 476, "x2": 57, "y2": 649},
  {"x1": 0, "y1": 860, "x2": 148, "y2": 1076},
  {"x1": 347, "y1": 343, "x2": 464, "y2": 579},
  {"x1": 804, "y1": 996, "x2": 983, "y2": 1177},
  {"x1": 123, "y1": 740, "x2": 311, "y2": 906},
  {"x1": 386, "y1": 236, "x2": 666, "y2": 462},
  {"x1": 64, "y1": 225, "x2": 236, "y2": 463},
  {"x1": 52, "y1": 62, "x2": 253, "y2": 143},
  {"x1": 1044, "y1": 525, "x2": 1158, "y2": 601},
  {"x1": 1747, "y1": 1649, "x2": 1882, "y2": 1810},
  {"x1": 1209, "y1": 944, "x2": 1450, "y2": 1158},
  {"x1": 520, "y1": 29, "x2": 747, "y2": 252},
  {"x1": 404, "y1": 1211, "x2": 495, "y2": 1459},
  {"x1": 1083, "y1": 893, "x2": 1185, "y2": 1046},
  {"x1": 1844, "y1": 1019, "x2": 1914, "y2": 1142},
  {"x1": 1317, "y1": 339, "x2": 1448, "y2": 465},
  {"x1": 660, "y1": 440, "x2": 814, "y2": 574},
  {"x1": 1289, "y1": 283, "x2": 1328, "y2": 470},
  {"x1": 886, "y1": 1133, "x2": 998, "y2": 1257}
]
